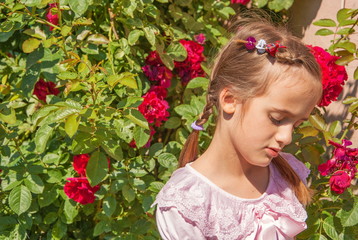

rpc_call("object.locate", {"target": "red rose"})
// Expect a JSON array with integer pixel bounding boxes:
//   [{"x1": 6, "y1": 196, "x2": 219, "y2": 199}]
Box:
[
  {"x1": 318, "y1": 157, "x2": 337, "y2": 176},
  {"x1": 142, "y1": 51, "x2": 173, "y2": 88},
  {"x1": 33, "y1": 78, "x2": 60, "y2": 102},
  {"x1": 231, "y1": 0, "x2": 250, "y2": 4},
  {"x1": 148, "y1": 86, "x2": 167, "y2": 100},
  {"x1": 175, "y1": 40, "x2": 205, "y2": 85},
  {"x1": 46, "y1": 3, "x2": 59, "y2": 31},
  {"x1": 63, "y1": 177, "x2": 100, "y2": 205},
  {"x1": 142, "y1": 64, "x2": 172, "y2": 88},
  {"x1": 307, "y1": 45, "x2": 348, "y2": 107},
  {"x1": 329, "y1": 170, "x2": 351, "y2": 194},
  {"x1": 138, "y1": 91, "x2": 170, "y2": 127},
  {"x1": 73, "y1": 154, "x2": 90, "y2": 177}
]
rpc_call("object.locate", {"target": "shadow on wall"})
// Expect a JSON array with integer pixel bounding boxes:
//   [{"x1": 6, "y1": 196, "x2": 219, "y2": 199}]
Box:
[
  {"x1": 324, "y1": 80, "x2": 358, "y2": 142},
  {"x1": 288, "y1": 0, "x2": 323, "y2": 38}
]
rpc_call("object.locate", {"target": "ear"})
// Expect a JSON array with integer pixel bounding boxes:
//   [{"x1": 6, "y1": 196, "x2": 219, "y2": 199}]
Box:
[{"x1": 219, "y1": 88, "x2": 239, "y2": 114}]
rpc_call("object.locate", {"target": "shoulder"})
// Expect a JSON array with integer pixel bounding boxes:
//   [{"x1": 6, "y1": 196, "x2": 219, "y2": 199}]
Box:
[{"x1": 279, "y1": 152, "x2": 310, "y2": 185}]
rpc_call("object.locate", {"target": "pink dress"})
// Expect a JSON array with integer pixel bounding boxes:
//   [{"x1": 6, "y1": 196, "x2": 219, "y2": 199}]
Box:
[{"x1": 152, "y1": 153, "x2": 310, "y2": 240}]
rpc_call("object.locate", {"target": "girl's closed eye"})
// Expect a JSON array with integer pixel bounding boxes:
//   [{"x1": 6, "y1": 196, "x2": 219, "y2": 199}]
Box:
[{"x1": 269, "y1": 115, "x2": 283, "y2": 125}]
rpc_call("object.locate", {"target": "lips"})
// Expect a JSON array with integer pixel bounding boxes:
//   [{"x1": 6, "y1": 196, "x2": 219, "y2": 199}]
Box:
[{"x1": 266, "y1": 147, "x2": 281, "y2": 158}]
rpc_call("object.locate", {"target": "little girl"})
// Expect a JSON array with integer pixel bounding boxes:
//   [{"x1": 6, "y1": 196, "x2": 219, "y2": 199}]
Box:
[{"x1": 152, "y1": 17, "x2": 323, "y2": 240}]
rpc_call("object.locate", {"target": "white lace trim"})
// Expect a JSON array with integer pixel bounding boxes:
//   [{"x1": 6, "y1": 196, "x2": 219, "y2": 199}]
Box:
[{"x1": 153, "y1": 153, "x2": 308, "y2": 239}]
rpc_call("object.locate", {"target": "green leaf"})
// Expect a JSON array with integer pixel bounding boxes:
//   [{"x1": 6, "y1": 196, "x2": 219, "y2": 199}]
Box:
[
  {"x1": 159, "y1": 53, "x2": 174, "y2": 70},
  {"x1": 124, "y1": 109, "x2": 149, "y2": 129},
  {"x1": 313, "y1": 19, "x2": 336, "y2": 27},
  {"x1": 335, "y1": 54, "x2": 355, "y2": 65},
  {"x1": 329, "y1": 121, "x2": 342, "y2": 137},
  {"x1": 338, "y1": 19, "x2": 357, "y2": 27},
  {"x1": 69, "y1": 0, "x2": 90, "y2": 16},
  {"x1": 87, "y1": 34, "x2": 109, "y2": 45},
  {"x1": 23, "y1": 27, "x2": 46, "y2": 40},
  {"x1": 52, "y1": 219, "x2": 67, "y2": 239},
  {"x1": 44, "y1": 212, "x2": 58, "y2": 225},
  {"x1": 65, "y1": 114, "x2": 80, "y2": 138},
  {"x1": 9, "y1": 185, "x2": 32, "y2": 215},
  {"x1": 322, "y1": 216, "x2": 339, "y2": 240},
  {"x1": 143, "y1": 26, "x2": 156, "y2": 46},
  {"x1": 24, "y1": 174, "x2": 44, "y2": 194},
  {"x1": 57, "y1": 71, "x2": 78, "y2": 80},
  {"x1": 103, "y1": 196, "x2": 116, "y2": 217},
  {"x1": 158, "y1": 153, "x2": 177, "y2": 168},
  {"x1": 101, "y1": 140, "x2": 123, "y2": 161},
  {"x1": 166, "y1": 42, "x2": 187, "y2": 62},
  {"x1": 144, "y1": 5, "x2": 159, "y2": 18},
  {"x1": 20, "y1": 0, "x2": 41, "y2": 7},
  {"x1": 267, "y1": 0, "x2": 294, "y2": 12},
  {"x1": 354, "y1": 67, "x2": 358, "y2": 80},
  {"x1": 337, "y1": 8, "x2": 352, "y2": 23},
  {"x1": 174, "y1": 104, "x2": 194, "y2": 117},
  {"x1": 149, "y1": 181, "x2": 164, "y2": 193},
  {"x1": 61, "y1": 25, "x2": 72, "y2": 37},
  {"x1": 315, "y1": 29, "x2": 335, "y2": 36},
  {"x1": 35, "y1": 124, "x2": 54, "y2": 153},
  {"x1": 122, "y1": 184, "x2": 135, "y2": 202},
  {"x1": 133, "y1": 126, "x2": 150, "y2": 148},
  {"x1": 186, "y1": 77, "x2": 209, "y2": 89},
  {"x1": 256, "y1": 0, "x2": 268, "y2": 8},
  {"x1": 22, "y1": 38, "x2": 41, "y2": 53},
  {"x1": 128, "y1": 29, "x2": 143, "y2": 46},
  {"x1": 340, "y1": 202, "x2": 358, "y2": 227},
  {"x1": 164, "y1": 117, "x2": 182, "y2": 129},
  {"x1": 309, "y1": 114, "x2": 326, "y2": 131},
  {"x1": 0, "y1": 107, "x2": 16, "y2": 124},
  {"x1": 64, "y1": 199, "x2": 78, "y2": 223},
  {"x1": 86, "y1": 151, "x2": 108, "y2": 187},
  {"x1": 93, "y1": 220, "x2": 107, "y2": 236},
  {"x1": 335, "y1": 42, "x2": 356, "y2": 53},
  {"x1": 336, "y1": 27, "x2": 355, "y2": 35},
  {"x1": 38, "y1": 186, "x2": 58, "y2": 208}
]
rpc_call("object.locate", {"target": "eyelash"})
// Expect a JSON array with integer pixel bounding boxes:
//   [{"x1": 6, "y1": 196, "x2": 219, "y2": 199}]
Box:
[{"x1": 269, "y1": 115, "x2": 282, "y2": 125}]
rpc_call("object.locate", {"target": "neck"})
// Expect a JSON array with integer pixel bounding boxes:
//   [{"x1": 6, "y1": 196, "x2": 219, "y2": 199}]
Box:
[{"x1": 195, "y1": 125, "x2": 264, "y2": 177}]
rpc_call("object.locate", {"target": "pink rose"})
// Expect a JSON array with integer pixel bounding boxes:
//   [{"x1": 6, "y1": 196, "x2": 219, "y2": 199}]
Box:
[
  {"x1": 64, "y1": 177, "x2": 100, "y2": 204},
  {"x1": 194, "y1": 33, "x2": 206, "y2": 45},
  {"x1": 33, "y1": 78, "x2": 60, "y2": 102},
  {"x1": 73, "y1": 154, "x2": 90, "y2": 177},
  {"x1": 329, "y1": 170, "x2": 351, "y2": 194},
  {"x1": 138, "y1": 91, "x2": 170, "y2": 127}
]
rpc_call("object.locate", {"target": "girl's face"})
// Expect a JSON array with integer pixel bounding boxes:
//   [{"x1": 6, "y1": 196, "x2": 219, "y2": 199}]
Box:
[{"x1": 226, "y1": 69, "x2": 321, "y2": 168}]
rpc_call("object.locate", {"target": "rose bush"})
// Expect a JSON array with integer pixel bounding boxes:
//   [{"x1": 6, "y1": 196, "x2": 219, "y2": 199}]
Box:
[{"x1": 0, "y1": 0, "x2": 357, "y2": 239}]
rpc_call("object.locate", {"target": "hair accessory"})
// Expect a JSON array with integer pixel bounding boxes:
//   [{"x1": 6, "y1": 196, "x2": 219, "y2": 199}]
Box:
[
  {"x1": 255, "y1": 39, "x2": 267, "y2": 54},
  {"x1": 235, "y1": 37, "x2": 286, "y2": 57},
  {"x1": 245, "y1": 37, "x2": 256, "y2": 50},
  {"x1": 266, "y1": 41, "x2": 287, "y2": 57},
  {"x1": 191, "y1": 121, "x2": 204, "y2": 131}
]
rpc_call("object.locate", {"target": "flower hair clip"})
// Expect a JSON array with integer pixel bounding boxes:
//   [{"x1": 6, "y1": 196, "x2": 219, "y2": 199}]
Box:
[{"x1": 235, "y1": 37, "x2": 286, "y2": 57}]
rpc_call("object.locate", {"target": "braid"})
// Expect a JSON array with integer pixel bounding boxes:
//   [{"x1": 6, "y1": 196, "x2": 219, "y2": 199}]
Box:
[
  {"x1": 196, "y1": 90, "x2": 215, "y2": 126},
  {"x1": 178, "y1": 85, "x2": 215, "y2": 168}
]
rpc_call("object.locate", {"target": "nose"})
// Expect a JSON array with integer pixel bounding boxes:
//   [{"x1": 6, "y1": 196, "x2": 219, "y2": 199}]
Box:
[{"x1": 275, "y1": 125, "x2": 293, "y2": 147}]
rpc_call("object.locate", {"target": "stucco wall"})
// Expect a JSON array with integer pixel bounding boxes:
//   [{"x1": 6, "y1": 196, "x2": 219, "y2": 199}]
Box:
[{"x1": 289, "y1": 0, "x2": 358, "y2": 147}]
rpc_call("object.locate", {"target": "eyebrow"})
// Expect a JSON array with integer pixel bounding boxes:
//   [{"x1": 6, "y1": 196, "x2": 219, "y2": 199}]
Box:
[{"x1": 271, "y1": 108, "x2": 309, "y2": 121}]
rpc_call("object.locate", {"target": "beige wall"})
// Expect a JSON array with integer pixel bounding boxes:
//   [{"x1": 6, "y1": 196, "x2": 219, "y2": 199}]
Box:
[{"x1": 289, "y1": 0, "x2": 358, "y2": 147}]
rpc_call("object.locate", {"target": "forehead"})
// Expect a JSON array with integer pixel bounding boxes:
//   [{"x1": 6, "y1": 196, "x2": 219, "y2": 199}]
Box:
[{"x1": 255, "y1": 67, "x2": 321, "y2": 116}]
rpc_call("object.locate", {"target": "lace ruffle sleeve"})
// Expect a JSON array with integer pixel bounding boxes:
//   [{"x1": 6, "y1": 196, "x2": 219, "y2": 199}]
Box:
[{"x1": 155, "y1": 207, "x2": 205, "y2": 240}]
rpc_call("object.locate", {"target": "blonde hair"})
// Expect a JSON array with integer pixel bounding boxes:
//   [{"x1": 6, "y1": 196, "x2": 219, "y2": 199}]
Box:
[{"x1": 179, "y1": 17, "x2": 321, "y2": 206}]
